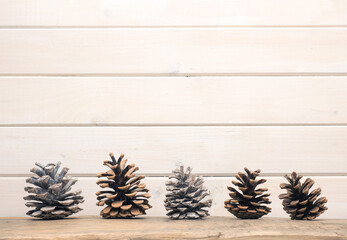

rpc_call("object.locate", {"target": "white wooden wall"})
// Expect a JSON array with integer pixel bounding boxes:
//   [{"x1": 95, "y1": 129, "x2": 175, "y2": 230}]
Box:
[{"x1": 0, "y1": 0, "x2": 346, "y2": 218}]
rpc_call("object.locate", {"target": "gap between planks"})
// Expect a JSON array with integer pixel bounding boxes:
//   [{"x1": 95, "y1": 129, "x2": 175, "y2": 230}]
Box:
[
  {"x1": 1, "y1": 124, "x2": 347, "y2": 127},
  {"x1": 1, "y1": 73, "x2": 347, "y2": 77},
  {"x1": 2, "y1": 173, "x2": 347, "y2": 178},
  {"x1": 2, "y1": 25, "x2": 347, "y2": 29}
]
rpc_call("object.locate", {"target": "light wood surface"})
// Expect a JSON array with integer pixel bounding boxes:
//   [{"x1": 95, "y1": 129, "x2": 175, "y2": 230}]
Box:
[
  {"x1": 0, "y1": 0, "x2": 346, "y2": 219},
  {"x1": 1, "y1": 28, "x2": 346, "y2": 75},
  {"x1": 2, "y1": 177, "x2": 346, "y2": 218},
  {"x1": 1, "y1": 127, "x2": 347, "y2": 175},
  {"x1": 0, "y1": 0, "x2": 346, "y2": 27},
  {"x1": 0, "y1": 216, "x2": 346, "y2": 240},
  {"x1": 1, "y1": 77, "x2": 346, "y2": 125}
]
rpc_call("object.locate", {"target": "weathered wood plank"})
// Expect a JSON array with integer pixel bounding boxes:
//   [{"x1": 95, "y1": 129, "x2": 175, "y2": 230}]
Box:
[
  {"x1": 1, "y1": 127, "x2": 347, "y2": 174},
  {"x1": 0, "y1": 0, "x2": 346, "y2": 27},
  {"x1": 1, "y1": 77, "x2": 346, "y2": 125},
  {"x1": 1, "y1": 177, "x2": 346, "y2": 218},
  {"x1": 1, "y1": 29, "x2": 346, "y2": 74},
  {"x1": 1, "y1": 216, "x2": 347, "y2": 240}
]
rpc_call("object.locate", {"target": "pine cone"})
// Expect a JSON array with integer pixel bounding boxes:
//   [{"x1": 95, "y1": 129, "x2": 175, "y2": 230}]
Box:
[
  {"x1": 164, "y1": 166, "x2": 212, "y2": 219},
  {"x1": 279, "y1": 172, "x2": 328, "y2": 220},
  {"x1": 225, "y1": 168, "x2": 271, "y2": 219},
  {"x1": 24, "y1": 162, "x2": 84, "y2": 219},
  {"x1": 96, "y1": 153, "x2": 151, "y2": 218}
]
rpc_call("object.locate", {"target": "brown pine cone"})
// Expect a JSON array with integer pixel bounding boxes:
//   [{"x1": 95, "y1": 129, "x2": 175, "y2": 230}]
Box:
[
  {"x1": 279, "y1": 172, "x2": 328, "y2": 220},
  {"x1": 225, "y1": 167, "x2": 271, "y2": 219},
  {"x1": 96, "y1": 153, "x2": 151, "y2": 218}
]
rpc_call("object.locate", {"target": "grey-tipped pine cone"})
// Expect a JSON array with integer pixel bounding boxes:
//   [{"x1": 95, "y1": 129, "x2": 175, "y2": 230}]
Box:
[
  {"x1": 279, "y1": 172, "x2": 328, "y2": 220},
  {"x1": 96, "y1": 153, "x2": 151, "y2": 218},
  {"x1": 24, "y1": 162, "x2": 84, "y2": 219},
  {"x1": 225, "y1": 168, "x2": 271, "y2": 219},
  {"x1": 164, "y1": 166, "x2": 212, "y2": 219}
]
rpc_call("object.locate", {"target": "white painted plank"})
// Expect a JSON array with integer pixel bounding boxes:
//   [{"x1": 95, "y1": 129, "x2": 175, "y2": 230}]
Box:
[
  {"x1": 1, "y1": 29, "x2": 346, "y2": 75},
  {"x1": 1, "y1": 77, "x2": 347, "y2": 125},
  {"x1": 0, "y1": 127, "x2": 346, "y2": 174},
  {"x1": 1, "y1": 176, "x2": 345, "y2": 218},
  {"x1": 0, "y1": 0, "x2": 346, "y2": 27}
]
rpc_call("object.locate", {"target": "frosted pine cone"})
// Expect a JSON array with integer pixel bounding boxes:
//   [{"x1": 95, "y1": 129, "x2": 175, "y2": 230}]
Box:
[
  {"x1": 164, "y1": 166, "x2": 212, "y2": 219},
  {"x1": 24, "y1": 162, "x2": 84, "y2": 219}
]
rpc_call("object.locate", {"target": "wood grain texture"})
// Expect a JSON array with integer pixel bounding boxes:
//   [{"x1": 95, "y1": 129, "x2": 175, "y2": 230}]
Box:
[
  {"x1": 1, "y1": 29, "x2": 347, "y2": 75},
  {"x1": 1, "y1": 127, "x2": 346, "y2": 175},
  {"x1": 0, "y1": 0, "x2": 346, "y2": 27},
  {"x1": 2, "y1": 176, "x2": 346, "y2": 218},
  {"x1": 1, "y1": 217, "x2": 347, "y2": 240},
  {"x1": 1, "y1": 77, "x2": 346, "y2": 125},
  {"x1": 2, "y1": 217, "x2": 347, "y2": 240}
]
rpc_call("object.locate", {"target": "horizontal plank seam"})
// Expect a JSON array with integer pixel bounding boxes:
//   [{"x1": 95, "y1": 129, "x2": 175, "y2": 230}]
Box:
[
  {"x1": 1, "y1": 75, "x2": 347, "y2": 79},
  {"x1": 2, "y1": 173, "x2": 347, "y2": 177},
  {"x1": 1, "y1": 124, "x2": 347, "y2": 127},
  {"x1": 1, "y1": 73, "x2": 347, "y2": 77},
  {"x1": 1, "y1": 25, "x2": 347, "y2": 29}
]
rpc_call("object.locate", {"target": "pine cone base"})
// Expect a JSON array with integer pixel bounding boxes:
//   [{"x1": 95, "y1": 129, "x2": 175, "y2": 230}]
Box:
[
  {"x1": 228, "y1": 209, "x2": 266, "y2": 219},
  {"x1": 26, "y1": 210, "x2": 72, "y2": 220}
]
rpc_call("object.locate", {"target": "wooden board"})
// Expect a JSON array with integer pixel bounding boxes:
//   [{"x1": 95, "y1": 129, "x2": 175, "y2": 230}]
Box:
[
  {"x1": 1, "y1": 127, "x2": 347, "y2": 175},
  {"x1": 1, "y1": 77, "x2": 347, "y2": 125},
  {"x1": 2, "y1": 217, "x2": 347, "y2": 240},
  {"x1": 1, "y1": 29, "x2": 347, "y2": 75},
  {"x1": 0, "y1": 0, "x2": 346, "y2": 27},
  {"x1": 2, "y1": 176, "x2": 346, "y2": 218},
  {"x1": 1, "y1": 217, "x2": 347, "y2": 240}
]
